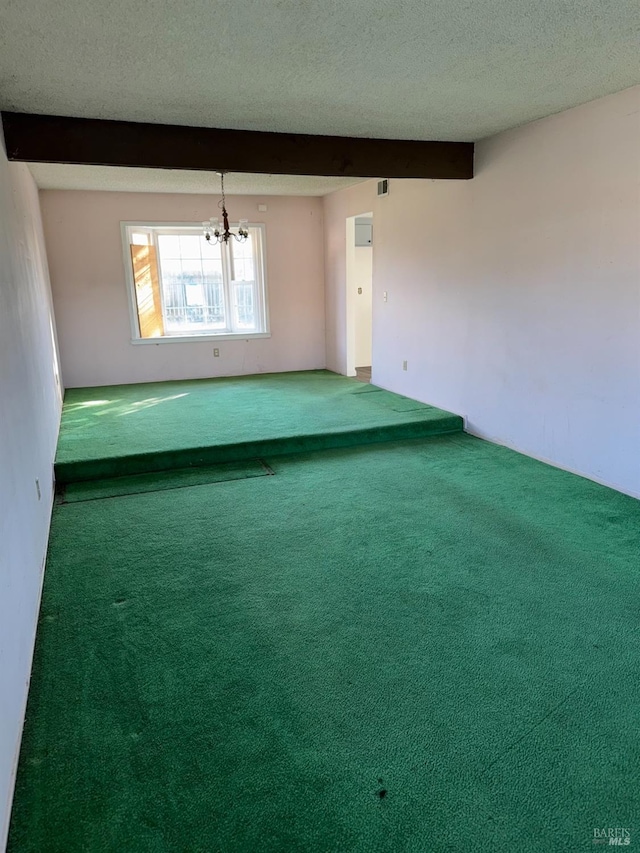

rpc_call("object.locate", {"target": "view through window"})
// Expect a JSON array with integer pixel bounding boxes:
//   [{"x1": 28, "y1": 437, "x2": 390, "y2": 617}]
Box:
[{"x1": 123, "y1": 224, "x2": 268, "y2": 340}]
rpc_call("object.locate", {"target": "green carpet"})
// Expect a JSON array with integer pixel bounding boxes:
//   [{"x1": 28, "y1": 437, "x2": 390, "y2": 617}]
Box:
[
  {"x1": 54, "y1": 371, "x2": 462, "y2": 483},
  {"x1": 10, "y1": 434, "x2": 640, "y2": 852},
  {"x1": 59, "y1": 459, "x2": 272, "y2": 503}
]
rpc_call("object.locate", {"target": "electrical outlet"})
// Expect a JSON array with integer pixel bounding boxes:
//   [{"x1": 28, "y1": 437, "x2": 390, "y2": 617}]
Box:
[
  {"x1": 383, "y1": 291, "x2": 388, "y2": 302},
  {"x1": 213, "y1": 348, "x2": 220, "y2": 357},
  {"x1": 258, "y1": 203, "x2": 268, "y2": 212},
  {"x1": 402, "y1": 360, "x2": 408, "y2": 371}
]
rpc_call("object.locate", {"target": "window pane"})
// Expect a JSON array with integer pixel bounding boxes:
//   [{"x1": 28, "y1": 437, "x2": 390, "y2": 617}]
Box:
[
  {"x1": 157, "y1": 234, "x2": 227, "y2": 333},
  {"x1": 128, "y1": 224, "x2": 266, "y2": 338},
  {"x1": 202, "y1": 259, "x2": 222, "y2": 278},
  {"x1": 131, "y1": 232, "x2": 149, "y2": 245},
  {"x1": 203, "y1": 259, "x2": 225, "y2": 327},
  {"x1": 240, "y1": 259, "x2": 255, "y2": 282},
  {"x1": 234, "y1": 233, "x2": 253, "y2": 258},
  {"x1": 230, "y1": 231, "x2": 259, "y2": 330},
  {"x1": 157, "y1": 234, "x2": 182, "y2": 258},
  {"x1": 203, "y1": 240, "x2": 222, "y2": 260},
  {"x1": 185, "y1": 283, "x2": 205, "y2": 306},
  {"x1": 234, "y1": 281, "x2": 256, "y2": 330},
  {"x1": 159, "y1": 258, "x2": 182, "y2": 277},
  {"x1": 180, "y1": 259, "x2": 204, "y2": 285},
  {"x1": 159, "y1": 260, "x2": 184, "y2": 313},
  {"x1": 179, "y1": 234, "x2": 203, "y2": 257},
  {"x1": 230, "y1": 236, "x2": 255, "y2": 282}
]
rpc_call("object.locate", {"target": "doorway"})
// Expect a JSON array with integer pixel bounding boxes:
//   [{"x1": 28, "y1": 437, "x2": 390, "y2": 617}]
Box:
[{"x1": 345, "y1": 212, "x2": 373, "y2": 379}]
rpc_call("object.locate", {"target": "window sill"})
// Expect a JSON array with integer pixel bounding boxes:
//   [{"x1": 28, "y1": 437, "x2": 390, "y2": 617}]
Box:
[{"x1": 130, "y1": 332, "x2": 271, "y2": 345}]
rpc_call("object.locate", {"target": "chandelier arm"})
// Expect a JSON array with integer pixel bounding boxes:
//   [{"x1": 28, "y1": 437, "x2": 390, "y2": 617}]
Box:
[{"x1": 204, "y1": 171, "x2": 246, "y2": 246}]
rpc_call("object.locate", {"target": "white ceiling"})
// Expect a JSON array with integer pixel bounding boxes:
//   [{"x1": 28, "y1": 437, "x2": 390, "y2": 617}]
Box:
[
  {"x1": 27, "y1": 164, "x2": 366, "y2": 196},
  {"x1": 1, "y1": 0, "x2": 639, "y2": 145}
]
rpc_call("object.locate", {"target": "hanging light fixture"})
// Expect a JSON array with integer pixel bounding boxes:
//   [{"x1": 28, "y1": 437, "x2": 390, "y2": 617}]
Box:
[{"x1": 203, "y1": 172, "x2": 249, "y2": 244}]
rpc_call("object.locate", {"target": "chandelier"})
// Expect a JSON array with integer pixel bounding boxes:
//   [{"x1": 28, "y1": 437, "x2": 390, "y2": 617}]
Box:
[{"x1": 203, "y1": 172, "x2": 249, "y2": 244}]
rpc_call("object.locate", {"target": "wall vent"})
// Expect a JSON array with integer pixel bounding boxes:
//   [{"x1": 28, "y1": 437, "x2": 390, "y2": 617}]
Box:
[{"x1": 377, "y1": 179, "x2": 389, "y2": 197}]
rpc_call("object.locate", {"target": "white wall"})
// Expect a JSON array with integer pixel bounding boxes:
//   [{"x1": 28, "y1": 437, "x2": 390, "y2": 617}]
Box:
[
  {"x1": 353, "y1": 246, "x2": 373, "y2": 368},
  {"x1": 324, "y1": 183, "x2": 378, "y2": 375},
  {"x1": 345, "y1": 215, "x2": 373, "y2": 375},
  {"x1": 41, "y1": 191, "x2": 327, "y2": 387},
  {"x1": 324, "y1": 85, "x2": 640, "y2": 497},
  {"x1": 0, "y1": 140, "x2": 62, "y2": 848}
]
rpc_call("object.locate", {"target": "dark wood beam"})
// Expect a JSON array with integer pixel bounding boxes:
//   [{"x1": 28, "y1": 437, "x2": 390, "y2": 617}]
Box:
[{"x1": 1, "y1": 111, "x2": 474, "y2": 180}]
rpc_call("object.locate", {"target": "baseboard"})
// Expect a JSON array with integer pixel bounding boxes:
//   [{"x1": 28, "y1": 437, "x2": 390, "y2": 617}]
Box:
[
  {"x1": 464, "y1": 425, "x2": 640, "y2": 500},
  {"x1": 1, "y1": 493, "x2": 54, "y2": 853}
]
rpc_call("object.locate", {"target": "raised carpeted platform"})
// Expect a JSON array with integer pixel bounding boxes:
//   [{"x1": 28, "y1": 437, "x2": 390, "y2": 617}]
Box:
[
  {"x1": 10, "y1": 433, "x2": 640, "y2": 852},
  {"x1": 54, "y1": 370, "x2": 463, "y2": 483}
]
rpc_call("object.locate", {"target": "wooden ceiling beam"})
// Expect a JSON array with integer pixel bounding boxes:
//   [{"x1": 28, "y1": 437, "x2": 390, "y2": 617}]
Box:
[{"x1": 1, "y1": 111, "x2": 474, "y2": 180}]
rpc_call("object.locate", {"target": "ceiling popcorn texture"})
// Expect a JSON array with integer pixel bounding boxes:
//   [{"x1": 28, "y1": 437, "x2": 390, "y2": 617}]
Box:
[
  {"x1": 27, "y1": 165, "x2": 366, "y2": 196},
  {"x1": 1, "y1": 0, "x2": 639, "y2": 143}
]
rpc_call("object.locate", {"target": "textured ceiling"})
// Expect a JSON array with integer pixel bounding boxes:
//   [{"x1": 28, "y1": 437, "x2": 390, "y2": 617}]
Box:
[
  {"x1": 27, "y1": 164, "x2": 366, "y2": 196},
  {"x1": 1, "y1": 1, "x2": 639, "y2": 143}
]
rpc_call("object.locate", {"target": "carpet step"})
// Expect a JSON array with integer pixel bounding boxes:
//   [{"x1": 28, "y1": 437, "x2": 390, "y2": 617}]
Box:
[
  {"x1": 58, "y1": 459, "x2": 273, "y2": 503},
  {"x1": 54, "y1": 415, "x2": 463, "y2": 484}
]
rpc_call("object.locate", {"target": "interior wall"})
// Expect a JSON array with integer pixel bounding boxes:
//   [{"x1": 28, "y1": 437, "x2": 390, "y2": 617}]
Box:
[
  {"x1": 323, "y1": 183, "x2": 377, "y2": 375},
  {"x1": 40, "y1": 191, "x2": 326, "y2": 387},
  {"x1": 353, "y1": 246, "x2": 373, "y2": 368},
  {"x1": 345, "y1": 216, "x2": 374, "y2": 376},
  {"x1": 324, "y1": 85, "x2": 640, "y2": 497},
  {"x1": 0, "y1": 143, "x2": 62, "y2": 848}
]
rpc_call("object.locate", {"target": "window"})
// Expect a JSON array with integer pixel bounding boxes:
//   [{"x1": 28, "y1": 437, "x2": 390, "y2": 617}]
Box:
[{"x1": 122, "y1": 223, "x2": 269, "y2": 342}]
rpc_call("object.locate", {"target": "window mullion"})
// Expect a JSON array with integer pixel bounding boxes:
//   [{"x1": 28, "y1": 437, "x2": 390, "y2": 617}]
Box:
[
  {"x1": 252, "y1": 230, "x2": 262, "y2": 332},
  {"x1": 222, "y1": 242, "x2": 235, "y2": 333},
  {"x1": 124, "y1": 222, "x2": 267, "y2": 341},
  {"x1": 151, "y1": 229, "x2": 169, "y2": 328}
]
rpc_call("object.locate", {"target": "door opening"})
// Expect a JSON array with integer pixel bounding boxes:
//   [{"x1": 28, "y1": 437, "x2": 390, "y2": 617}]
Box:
[{"x1": 345, "y1": 212, "x2": 373, "y2": 380}]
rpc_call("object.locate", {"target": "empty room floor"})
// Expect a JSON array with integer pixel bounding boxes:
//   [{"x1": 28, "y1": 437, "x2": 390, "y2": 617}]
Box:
[
  {"x1": 8, "y1": 374, "x2": 640, "y2": 852},
  {"x1": 54, "y1": 370, "x2": 461, "y2": 482}
]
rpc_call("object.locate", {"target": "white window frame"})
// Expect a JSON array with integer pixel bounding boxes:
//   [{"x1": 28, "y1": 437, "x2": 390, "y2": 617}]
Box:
[{"x1": 121, "y1": 221, "x2": 270, "y2": 344}]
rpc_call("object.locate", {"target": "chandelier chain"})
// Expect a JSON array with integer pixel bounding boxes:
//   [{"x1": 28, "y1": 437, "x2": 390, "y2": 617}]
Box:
[
  {"x1": 219, "y1": 172, "x2": 226, "y2": 215},
  {"x1": 203, "y1": 172, "x2": 249, "y2": 245}
]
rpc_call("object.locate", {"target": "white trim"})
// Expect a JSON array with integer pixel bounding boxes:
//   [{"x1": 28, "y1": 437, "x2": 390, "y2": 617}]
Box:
[
  {"x1": 464, "y1": 424, "x2": 640, "y2": 500},
  {"x1": 129, "y1": 332, "x2": 272, "y2": 345},
  {"x1": 345, "y1": 211, "x2": 373, "y2": 377},
  {"x1": 120, "y1": 221, "x2": 270, "y2": 343},
  {"x1": 2, "y1": 487, "x2": 55, "y2": 852},
  {"x1": 121, "y1": 221, "x2": 143, "y2": 341},
  {"x1": 257, "y1": 225, "x2": 270, "y2": 336},
  {"x1": 152, "y1": 228, "x2": 169, "y2": 331}
]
